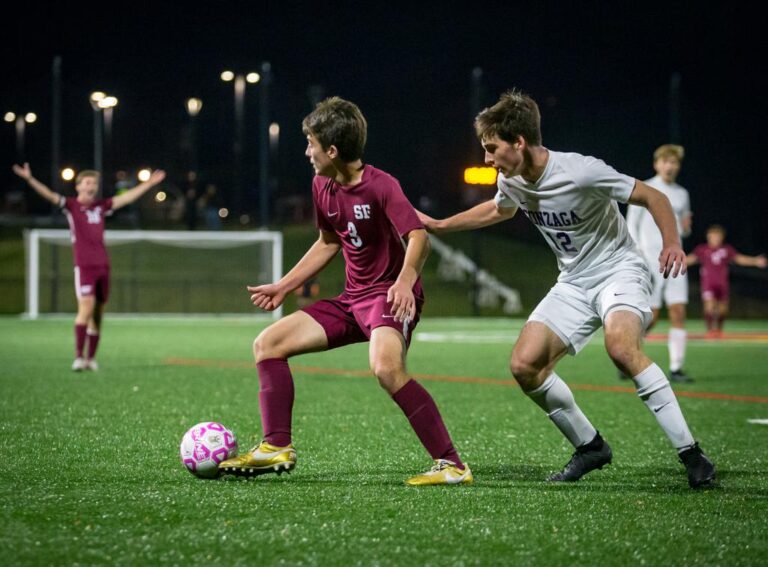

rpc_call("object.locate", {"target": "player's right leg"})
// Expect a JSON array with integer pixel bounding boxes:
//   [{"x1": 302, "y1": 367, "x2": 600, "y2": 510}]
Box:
[
  {"x1": 219, "y1": 311, "x2": 329, "y2": 477},
  {"x1": 512, "y1": 294, "x2": 612, "y2": 482}
]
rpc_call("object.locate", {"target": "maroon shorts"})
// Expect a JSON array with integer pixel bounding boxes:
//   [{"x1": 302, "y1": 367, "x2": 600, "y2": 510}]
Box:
[
  {"x1": 701, "y1": 282, "x2": 728, "y2": 302},
  {"x1": 302, "y1": 292, "x2": 423, "y2": 350},
  {"x1": 74, "y1": 265, "x2": 110, "y2": 303}
]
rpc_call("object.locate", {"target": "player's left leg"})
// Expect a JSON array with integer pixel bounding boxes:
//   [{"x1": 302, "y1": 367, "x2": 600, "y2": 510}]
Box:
[
  {"x1": 368, "y1": 327, "x2": 471, "y2": 486},
  {"x1": 85, "y1": 300, "x2": 105, "y2": 371},
  {"x1": 665, "y1": 272, "x2": 691, "y2": 382},
  {"x1": 667, "y1": 303, "x2": 692, "y2": 382},
  {"x1": 604, "y1": 309, "x2": 715, "y2": 488}
]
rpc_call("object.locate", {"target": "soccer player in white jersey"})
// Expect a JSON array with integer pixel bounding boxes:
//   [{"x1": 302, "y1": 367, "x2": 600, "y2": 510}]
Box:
[
  {"x1": 626, "y1": 145, "x2": 693, "y2": 382},
  {"x1": 418, "y1": 90, "x2": 715, "y2": 488}
]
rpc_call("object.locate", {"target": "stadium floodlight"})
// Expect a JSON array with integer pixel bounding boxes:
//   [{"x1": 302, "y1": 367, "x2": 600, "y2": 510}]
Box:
[
  {"x1": 220, "y1": 70, "x2": 235, "y2": 82},
  {"x1": 4, "y1": 112, "x2": 16, "y2": 122},
  {"x1": 24, "y1": 113, "x2": 37, "y2": 123},
  {"x1": 186, "y1": 97, "x2": 203, "y2": 117},
  {"x1": 98, "y1": 96, "x2": 118, "y2": 109},
  {"x1": 138, "y1": 168, "x2": 151, "y2": 182},
  {"x1": 464, "y1": 166, "x2": 497, "y2": 185},
  {"x1": 24, "y1": 229, "x2": 284, "y2": 320},
  {"x1": 61, "y1": 168, "x2": 75, "y2": 181},
  {"x1": 246, "y1": 72, "x2": 260, "y2": 84}
]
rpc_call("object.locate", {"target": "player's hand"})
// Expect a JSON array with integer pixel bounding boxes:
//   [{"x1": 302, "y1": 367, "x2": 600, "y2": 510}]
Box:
[
  {"x1": 659, "y1": 244, "x2": 687, "y2": 279},
  {"x1": 148, "y1": 170, "x2": 166, "y2": 185},
  {"x1": 756, "y1": 255, "x2": 767, "y2": 269},
  {"x1": 416, "y1": 210, "x2": 440, "y2": 233},
  {"x1": 246, "y1": 283, "x2": 286, "y2": 311},
  {"x1": 12, "y1": 163, "x2": 32, "y2": 180},
  {"x1": 387, "y1": 280, "x2": 416, "y2": 323}
]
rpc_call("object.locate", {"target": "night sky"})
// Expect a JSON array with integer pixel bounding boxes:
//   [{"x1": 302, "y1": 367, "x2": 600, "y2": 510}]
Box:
[{"x1": 3, "y1": 2, "x2": 766, "y2": 253}]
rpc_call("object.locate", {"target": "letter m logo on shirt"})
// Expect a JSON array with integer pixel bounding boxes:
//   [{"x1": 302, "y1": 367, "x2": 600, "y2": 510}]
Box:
[{"x1": 86, "y1": 208, "x2": 102, "y2": 224}]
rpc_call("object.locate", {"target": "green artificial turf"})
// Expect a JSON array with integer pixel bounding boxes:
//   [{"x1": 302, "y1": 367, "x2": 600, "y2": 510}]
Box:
[{"x1": 1, "y1": 317, "x2": 767, "y2": 565}]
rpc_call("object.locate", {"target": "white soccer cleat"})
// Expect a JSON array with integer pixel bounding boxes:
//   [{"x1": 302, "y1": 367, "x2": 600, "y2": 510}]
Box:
[
  {"x1": 71, "y1": 357, "x2": 87, "y2": 372},
  {"x1": 85, "y1": 359, "x2": 99, "y2": 371},
  {"x1": 405, "y1": 459, "x2": 473, "y2": 486}
]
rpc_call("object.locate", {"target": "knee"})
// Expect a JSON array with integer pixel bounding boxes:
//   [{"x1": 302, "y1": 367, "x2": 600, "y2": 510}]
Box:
[
  {"x1": 253, "y1": 330, "x2": 282, "y2": 363},
  {"x1": 372, "y1": 360, "x2": 406, "y2": 393},
  {"x1": 510, "y1": 353, "x2": 542, "y2": 389},
  {"x1": 605, "y1": 338, "x2": 635, "y2": 368}
]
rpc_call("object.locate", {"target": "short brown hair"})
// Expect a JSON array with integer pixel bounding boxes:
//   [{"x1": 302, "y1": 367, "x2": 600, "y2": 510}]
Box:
[
  {"x1": 302, "y1": 97, "x2": 367, "y2": 162},
  {"x1": 707, "y1": 224, "x2": 726, "y2": 236},
  {"x1": 75, "y1": 170, "x2": 100, "y2": 185},
  {"x1": 474, "y1": 89, "x2": 542, "y2": 145},
  {"x1": 653, "y1": 144, "x2": 684, "y2": 162}
]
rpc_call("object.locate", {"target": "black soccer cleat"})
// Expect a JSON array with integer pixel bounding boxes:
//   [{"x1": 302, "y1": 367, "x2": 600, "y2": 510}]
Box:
[
  {"x1": 670, "y1": 369, "x2": 694, "y2": 383},
  {"x1": 547, "y1": 432, "x2": 613, "y2": 482},
  {"x1": 679, "y1": 442, "x2": 716, "y2": 488}
]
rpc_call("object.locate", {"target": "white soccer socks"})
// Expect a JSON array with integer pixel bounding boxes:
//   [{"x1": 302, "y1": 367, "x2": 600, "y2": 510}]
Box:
[
  {"x1": 526, "y1": 373, "x2": 597, "y2": 448},
  {"x1": 668, "y1": 328, "x2": 687, "y2": 372},
  {"x1": 633, "y1": 363, "x2": 695, "y2": 451}
]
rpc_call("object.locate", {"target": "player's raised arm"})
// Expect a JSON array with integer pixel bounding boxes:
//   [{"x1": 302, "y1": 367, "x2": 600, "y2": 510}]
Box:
[
  {"x1": 387, "y1": 228, "x2": 429, "y2": 323},
  {"x1": 416, "y1": 199, "x2": 516, "y2": 234},
  {"x1": 628, "y1": 179, "x2": 686, "y2": 278},
  {"x1": 685, "y1": 253, "x2": 699, "y2": 267},
  {"x1": 12, "y1": 163, "x2": 61, "y2": 206},
  {"x1": 111, "y1": 170, "x2": 166, "y2": 211},
  {"x1": 734, "y1": 253, "x2": 768, "y2": 268},
  {"x1": 247, "y1": 229, "x2": 341, "y2": 311}
]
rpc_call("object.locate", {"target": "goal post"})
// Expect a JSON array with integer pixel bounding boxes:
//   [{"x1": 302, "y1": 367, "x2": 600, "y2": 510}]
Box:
[{"x1": 24, "y1": 229, "x2": 283, "y2": 319}]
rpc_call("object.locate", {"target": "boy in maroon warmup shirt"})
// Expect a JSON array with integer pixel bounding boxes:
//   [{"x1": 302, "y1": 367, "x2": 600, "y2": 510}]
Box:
[
  {"x1": 686, "y1": 225, "x2": 766, "y2": 337},
  {"x1": 13, "y1": 163, "x2": 165, "y2": 370},
  {"x1": 219, "y1": 97, "x2": 471, "y2": 485}
]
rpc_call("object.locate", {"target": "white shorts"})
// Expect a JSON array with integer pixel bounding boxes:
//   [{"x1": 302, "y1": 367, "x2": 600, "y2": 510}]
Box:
[
  {"x1": 529, "y1": 268, "x2": 653, "y2": 355},
  {"x1": 648, "y1": 268, "x2": 688, "y2": 309}
]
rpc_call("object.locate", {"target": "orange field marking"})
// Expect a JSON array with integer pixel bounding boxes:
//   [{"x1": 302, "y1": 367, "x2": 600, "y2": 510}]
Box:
[{"x1": 164, "y1": 357, "x2": 768, "y2": 404}]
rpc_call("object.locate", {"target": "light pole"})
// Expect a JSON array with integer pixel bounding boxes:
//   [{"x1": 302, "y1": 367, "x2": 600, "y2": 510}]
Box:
[
  {"x1": 4, "y1": 111, "x2": 37, "y2": 162},
  {"x1": 221, "y1": 70, "x2": 260, "y2": 213},
  {"x1": 89, "y1": 92, "x2": 118, "y2": 195},
  {"x1": 185, "y1": 97, "x2": 203, "y2": 183}
]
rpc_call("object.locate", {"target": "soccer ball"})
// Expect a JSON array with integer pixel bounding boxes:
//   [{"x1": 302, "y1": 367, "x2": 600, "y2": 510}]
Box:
[{"x1": 180, "y1": 422, "x2": 238, "y2": 479}]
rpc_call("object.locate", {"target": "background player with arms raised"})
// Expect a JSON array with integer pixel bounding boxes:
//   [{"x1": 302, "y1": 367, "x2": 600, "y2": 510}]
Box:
[
  {"x1": 687, "y1": 224, "x2": 767, "y2": 338},
  {"x1": 12, "y1": 163, "x2": 166, "y2": 371},
  {"x1": 626, "y1": 145, "x2": 693, "y2": 382},
  {"x1": 219, "y1": 97, "x2": 471, "y2": 486},
  {"x1": 418, "y1": 90, "x2": 715, "y2": 488}
]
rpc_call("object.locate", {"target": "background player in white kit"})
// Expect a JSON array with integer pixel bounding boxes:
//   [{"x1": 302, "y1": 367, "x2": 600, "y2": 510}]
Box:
[
  {"x1": 418, "y1": 90, "x2": 715, "y2": 488},
  {"x1": 626, "y1": 145, "x2": 693, "y2": 382}
]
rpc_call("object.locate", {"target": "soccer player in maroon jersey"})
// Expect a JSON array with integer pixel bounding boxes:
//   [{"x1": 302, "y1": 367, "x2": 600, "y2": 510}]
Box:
[
  {"x1": 219, "y1": 97, "x2": 471, "y2": 485},
  {"x1": 12, "y1": 163, "x2": 166, "y2": 371},
  {"x1": 686, "y1": 225, "x2": 767, "y2": 338}
]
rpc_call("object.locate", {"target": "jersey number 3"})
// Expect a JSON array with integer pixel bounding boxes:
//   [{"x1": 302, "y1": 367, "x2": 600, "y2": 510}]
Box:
[{"x1": 347, "y1": 222, "x2": 363, "y2": 248}]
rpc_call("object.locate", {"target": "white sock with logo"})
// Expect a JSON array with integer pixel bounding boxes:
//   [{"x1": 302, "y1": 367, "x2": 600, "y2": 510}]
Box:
[
  {"x1": 633, "y1": 363, "x2": 695, "y2": 451},
  {"x1": 526, "y1": 372, "x2": 597, "y2": 448},
  {"x1": 668, "y1": 328, "x2": 687, "y2": 372}
]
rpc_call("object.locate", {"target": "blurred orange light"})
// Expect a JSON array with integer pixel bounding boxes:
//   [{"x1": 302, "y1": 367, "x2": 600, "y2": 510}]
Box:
[{"x1": 464, "y1": 167, "x2": 497, "y2": 185}]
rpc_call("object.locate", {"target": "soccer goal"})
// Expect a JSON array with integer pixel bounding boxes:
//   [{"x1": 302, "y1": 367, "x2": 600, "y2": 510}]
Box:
[{"x1": 24, "y1": 229, "x2": 283, "y2": 319}]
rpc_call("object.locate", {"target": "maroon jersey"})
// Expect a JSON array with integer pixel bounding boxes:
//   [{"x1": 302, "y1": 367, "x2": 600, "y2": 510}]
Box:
[
  {"x1": 60, "y1": 196, "x2": 114, "y2": 268},
  {"x1": 693, "y1": 243, "x2": 737, "y2": 288},
  {"x1": 312, "y1": 165, "x2": 424, "y2": 300}
]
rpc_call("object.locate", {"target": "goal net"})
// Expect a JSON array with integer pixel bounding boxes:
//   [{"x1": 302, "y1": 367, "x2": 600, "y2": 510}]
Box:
[{"x1": 24, "y1": 229, "x2": 283, "y2": 319}]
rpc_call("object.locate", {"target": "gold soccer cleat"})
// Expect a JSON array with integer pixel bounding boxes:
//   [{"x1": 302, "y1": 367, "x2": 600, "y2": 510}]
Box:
[
  {"x1": 218, "y1": 441, "x2": 296, "y2": 477},
  {"x1": 405, "y1": 459, "x2": 473, "y2": 486}
]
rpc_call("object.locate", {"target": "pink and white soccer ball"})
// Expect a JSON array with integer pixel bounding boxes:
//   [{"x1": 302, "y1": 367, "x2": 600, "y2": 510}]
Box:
[{"x1": 180, "y1": 422, "x2": 238, "y2": 478}]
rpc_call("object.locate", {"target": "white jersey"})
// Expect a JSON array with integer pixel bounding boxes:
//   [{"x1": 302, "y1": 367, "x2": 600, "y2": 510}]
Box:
[
  {"x1": 495, "y1": 150, "x2": 648, "y2": 287},
  {"x1": 626, "y1": 175, "x2": 691, "y2": 257}
]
